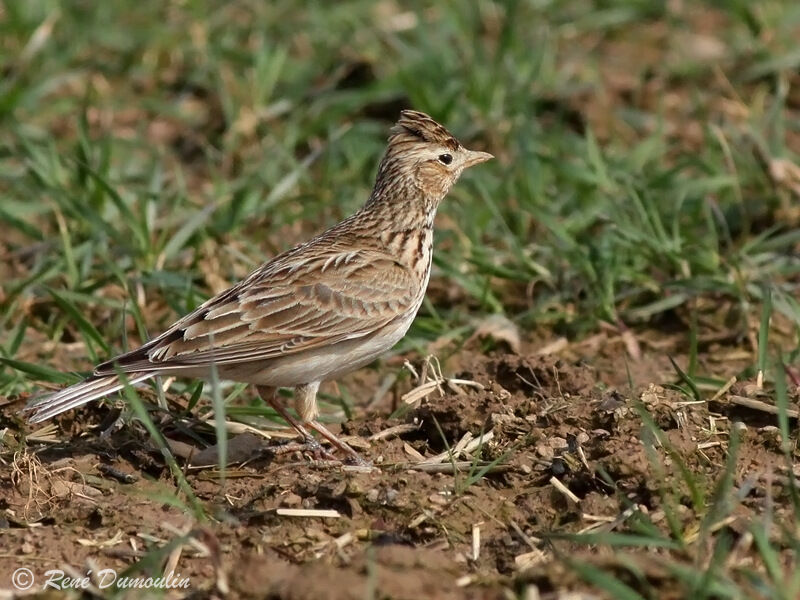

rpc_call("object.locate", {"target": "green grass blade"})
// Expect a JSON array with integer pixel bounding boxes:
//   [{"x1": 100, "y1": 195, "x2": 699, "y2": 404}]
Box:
[
  {"x1": 566, "y1": 559, "x2": 647, "y2": 600},
  {"x1": 0, "y1": 356, "x2": 81, "y2": 384},
  {"x1": 119, "y1": 370, "x2": 206, "y2": 520},
  {"x1": 46, "y1": 287, "x2": 111, "y2": 357}
]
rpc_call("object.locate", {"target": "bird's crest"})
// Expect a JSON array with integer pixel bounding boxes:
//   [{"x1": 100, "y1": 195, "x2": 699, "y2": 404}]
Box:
[{"x1": 389, "y1": 110, "x2": 461, "y2": 151}]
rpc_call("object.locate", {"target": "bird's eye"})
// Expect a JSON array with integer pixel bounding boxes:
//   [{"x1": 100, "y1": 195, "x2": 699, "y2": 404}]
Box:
[{"x1": 438, "y1": 153, "x2": 453, "y2": 165}]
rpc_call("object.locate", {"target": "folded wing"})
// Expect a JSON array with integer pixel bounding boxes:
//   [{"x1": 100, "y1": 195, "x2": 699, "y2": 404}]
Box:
[{"x1": 95, "y1": 246, "x2": 418, "y2": 374}]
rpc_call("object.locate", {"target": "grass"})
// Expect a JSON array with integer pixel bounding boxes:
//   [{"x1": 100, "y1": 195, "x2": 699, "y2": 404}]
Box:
[
  {"x1": 1, "y1": 0, "x2": 799, "y2": 597},
  {"x1": 554, "y1": 370, "x2": 800, "y2": 600}
]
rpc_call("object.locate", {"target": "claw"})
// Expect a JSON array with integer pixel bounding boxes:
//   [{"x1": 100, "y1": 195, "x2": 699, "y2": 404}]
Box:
[
  {"x1": 257, "y1": 385, "x2": 370, "y2": 465},
  {"x1": 268, "y1": 436, "x2": 339, "y2": 462}
]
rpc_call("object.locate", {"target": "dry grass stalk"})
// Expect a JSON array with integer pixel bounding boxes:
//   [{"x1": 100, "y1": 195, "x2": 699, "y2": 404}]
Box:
[
  {"x1": 369, "y1": 422, "x2": 420, "y2": 441},
  {"x1": 10, "y1": 450, "x2": 59, "y2": 519},
  {"x1": 514, "y1": 548, "x2": 549, "y2": 570},
  {"x1": 403, "y1": 461, "x2": 511, "y2": 474},
  {"x1": 710, "y1": 376, "x2": 737, "y2": 402},
  {"x1": 77, "y1": 530, "x2": 125, "y2": 548},
  {"x1": 418, "y1": 431, "x2": 495, "y2": 465},
  {"x1": 276, "y1": 508, "x2": 341, "y2": 518},
  {"x1": 403, "y1": 442, "x2": 426, "y2": 462},
  {"x1": 313, "y1": 531, "x2": 355, "y2": 559},
  {"x1": 201, "y1": 416, "x2": 299, "y2": 439},
  {"x1": 728, "y1": 395, "x2": 799, "y2": 418},
  {"x1": 509, "y1": 520, "x2": 541, "y2": 548},
  {"x1": 25, "y1": 423, "x2": 61, "y2": 444},
  {"x1": 456, "y1": 575, "x2": 476, "y2": 587},
  {"x1": 402, "y1": 355, "x2": 484, "y2": 406},
  {"x1": 549, "y1": 476, "x2": 580, "y2": 505},
  {"x1": 472, "y1": 522, "x2": 482, "y2": 561}
]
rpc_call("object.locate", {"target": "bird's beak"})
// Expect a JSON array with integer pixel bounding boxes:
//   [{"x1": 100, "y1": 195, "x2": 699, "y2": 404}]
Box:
[{"x1": 462, "y1": 149, "x2": 494, "y2": 168}]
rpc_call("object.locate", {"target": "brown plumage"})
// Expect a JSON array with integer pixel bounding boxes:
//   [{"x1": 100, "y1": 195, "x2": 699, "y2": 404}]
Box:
[{"x1": 24, "y1": 110, "x2": 493, "y2": 463}]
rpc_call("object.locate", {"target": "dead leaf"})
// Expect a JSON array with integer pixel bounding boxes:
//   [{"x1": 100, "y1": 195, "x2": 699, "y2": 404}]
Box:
[{"x1": 469, "y1": 314, "x2": 521, "y2": 353}]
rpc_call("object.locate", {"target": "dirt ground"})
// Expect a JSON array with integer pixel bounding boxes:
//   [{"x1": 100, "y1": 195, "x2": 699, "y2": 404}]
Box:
[{"x1": 1, "y1": 333, "x2": 797, "y2": 599}]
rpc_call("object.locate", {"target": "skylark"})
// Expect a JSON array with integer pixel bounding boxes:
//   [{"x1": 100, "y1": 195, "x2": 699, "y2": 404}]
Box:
[{"x1": 25, "y1": 110, "x2": 493, "y2": 462}]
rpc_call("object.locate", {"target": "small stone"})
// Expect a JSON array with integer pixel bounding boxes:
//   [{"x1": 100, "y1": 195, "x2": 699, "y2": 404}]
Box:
[
  {"x1": 742, "y1": 383, "x2": 761, "y2": 397},
  {"x1": 318, "y1": 479, "x2": 347, "y2": 498},
  {"x1": 346, "y1": 479, "x2": 366, "y2": 495},
  {"x1": 347, "y1": 497, "x2": 363, "y2": 516},
  {"x1": 280, "y1": 492, "x2": 302, "y2": 507},
  {"x1": 428, "y1": 493, "x2": 448, "y2": 506},
  {"x1": 535, "y1": 443, "x2": 554, "y2": 460}
]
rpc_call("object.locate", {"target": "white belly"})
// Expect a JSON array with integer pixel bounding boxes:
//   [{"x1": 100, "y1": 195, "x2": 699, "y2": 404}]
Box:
[{"x1": 232, "y1": 312, "x2": 416, "y2": 387}]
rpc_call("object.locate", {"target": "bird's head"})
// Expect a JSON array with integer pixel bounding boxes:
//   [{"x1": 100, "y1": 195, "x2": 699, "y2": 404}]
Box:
[{"x1": 372, "y1": 110, "x2": 493, "y2": 206}]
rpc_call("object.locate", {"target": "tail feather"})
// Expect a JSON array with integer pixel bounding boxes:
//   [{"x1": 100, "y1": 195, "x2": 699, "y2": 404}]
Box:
[{"x1": 24, "y1": 373, "x2": 154, "y2": 423}]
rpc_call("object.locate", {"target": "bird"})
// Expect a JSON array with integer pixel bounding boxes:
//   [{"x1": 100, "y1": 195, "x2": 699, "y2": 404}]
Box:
[{"x1": 23, "y1": 110, "x2": 493, "y2": 463}]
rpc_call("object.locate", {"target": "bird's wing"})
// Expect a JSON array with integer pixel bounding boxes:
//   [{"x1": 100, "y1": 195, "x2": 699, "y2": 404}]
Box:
[{"x1": 95, "y1": 245, "x2": 419, "y2": 374}]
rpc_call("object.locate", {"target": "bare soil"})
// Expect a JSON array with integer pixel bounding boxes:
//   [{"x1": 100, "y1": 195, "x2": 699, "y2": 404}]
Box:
[{"x1": 1, "y1": 344, "x2": 797, "y2": 599}]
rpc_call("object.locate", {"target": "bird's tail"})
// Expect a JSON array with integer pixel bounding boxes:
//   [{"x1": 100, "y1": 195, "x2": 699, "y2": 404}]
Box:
[{"x1": 24, "y1": 372, "x2": 153, "y2": 423}]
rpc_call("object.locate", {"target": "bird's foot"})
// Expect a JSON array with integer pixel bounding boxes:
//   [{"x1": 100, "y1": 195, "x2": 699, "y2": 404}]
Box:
[
  {"x1": 269, "y1": 436, "x2": 340, "y2": 462},
  {"x1": 268, "y1": 436, "x2": 371, "y2": 467},
  {"x1": 308, "y1": 420, "x2": 372, "y2": 467},
  {"x1": 257, "y1": 385, "x2": 372, "y2": 467}
]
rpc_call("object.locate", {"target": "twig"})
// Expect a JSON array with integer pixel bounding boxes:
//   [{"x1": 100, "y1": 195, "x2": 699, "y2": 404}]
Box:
[
  {"x1": 710, "y1": 376, "x2": 737, "y2": 402},
  {"x1": 370, "y1": 422, "x2": 420, "y2": 441},
  {"x1": 403, "y1": 442, "x2": 426, "y2": 462},
  {"x1": 402, "y1": 461, "x2": 511, "y2": 474},
  {"x1": 728, "y1": 395, "x2": 799, "y2": 418},
  {"x1": 418, "y1": 432, "x2": 494, "y2": 465},
  {"x1": 549, "y1": 476, "x2": 580, "y2": 504},
  {"x1": 509, "y1": 521, "x2": 541, "y2": 549}
]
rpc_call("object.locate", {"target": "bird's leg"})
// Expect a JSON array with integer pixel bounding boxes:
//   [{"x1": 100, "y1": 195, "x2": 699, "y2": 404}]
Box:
[
  {"x1": 307, "y1": 420, "x2": 370, "y2": 466},
  {"x1": 257, "y1": 384, "x2": 369, "y2": 465},
  {"x1": 295, "y1": 382, "x2": 369, "y2": 466},
  {"x1": 256, "y1": 385, "x2": 337, "y2": 461}
]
